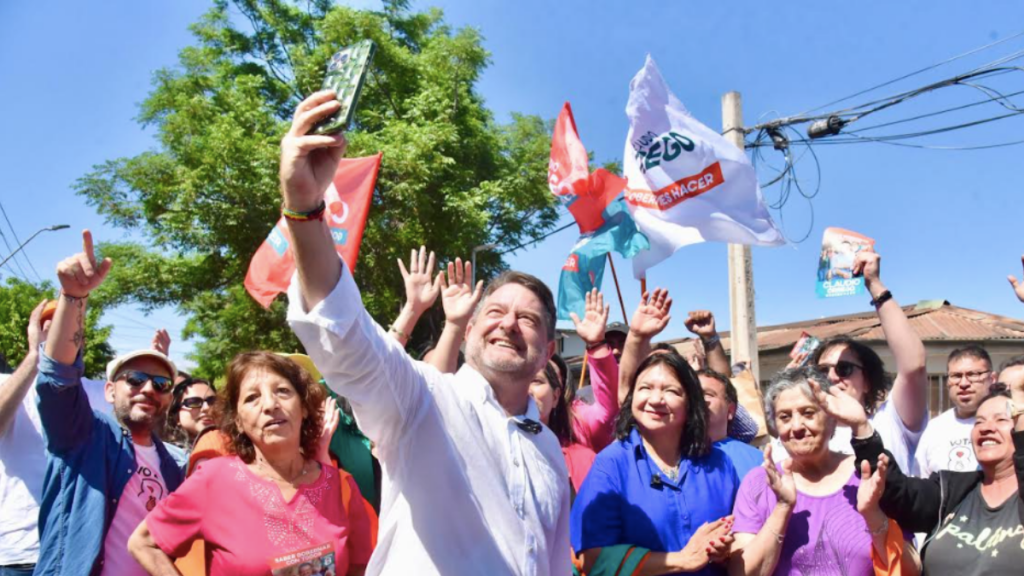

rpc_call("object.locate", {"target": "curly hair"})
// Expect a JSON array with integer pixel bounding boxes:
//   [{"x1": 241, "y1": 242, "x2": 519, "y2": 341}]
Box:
[
  {"x1": 220, "y1": 352, "x2": 325, "y2": 464},
  {"x1": 615, "y1": 351, "x2": 710, "y2": 458},
  {"x1": 809, "y1": 336, "x2": 890, "y2": 416},
  {"x1": 763, "y1": 366, "x2": 832, "y2": 437}
]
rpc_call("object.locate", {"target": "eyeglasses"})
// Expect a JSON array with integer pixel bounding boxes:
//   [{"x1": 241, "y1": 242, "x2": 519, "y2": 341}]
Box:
[
  {"x1": 181, "y1": 396, "x2": 218, "y2": 410},
  {"x1": 118, "y1": 370, "x2": 173, "y2": 394},
  {"x1": 947, "y1": 370, "x2": 991, "y2": 384},
  {"x1": 816, "y1": 360, "x2": 863, "y2": 379}
]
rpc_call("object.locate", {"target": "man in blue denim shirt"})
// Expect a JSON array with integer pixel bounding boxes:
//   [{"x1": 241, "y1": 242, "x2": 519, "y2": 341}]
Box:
[{"x1": 34, "y1": 230, "x2": 185, "y2": 576}]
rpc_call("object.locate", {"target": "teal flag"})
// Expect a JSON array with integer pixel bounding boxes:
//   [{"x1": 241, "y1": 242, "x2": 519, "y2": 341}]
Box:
[{"x1": 557, "y1": 199, "x2": 649, "y2": 321}]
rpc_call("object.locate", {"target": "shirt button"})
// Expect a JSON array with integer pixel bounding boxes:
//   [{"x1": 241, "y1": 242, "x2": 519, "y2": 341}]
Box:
[{"x1": 513, "y1": 458, "x2": 520, "y2": 467}]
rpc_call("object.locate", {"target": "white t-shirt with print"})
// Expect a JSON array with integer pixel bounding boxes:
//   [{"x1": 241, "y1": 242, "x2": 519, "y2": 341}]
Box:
[
  {"x1": 914, "y1": 409, "x2": 977, "y2": 478},
  {"x1": 772, "y1": 399, "x2": 927, "y2": 476},
  {"x1": 100, "y1": 443, "x2": 169, "y2": 576}
]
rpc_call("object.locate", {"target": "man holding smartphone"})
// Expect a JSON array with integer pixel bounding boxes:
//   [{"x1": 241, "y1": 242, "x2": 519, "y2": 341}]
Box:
[{"x1": 281, "y1": 90, "x2": 571, "y2": 576}]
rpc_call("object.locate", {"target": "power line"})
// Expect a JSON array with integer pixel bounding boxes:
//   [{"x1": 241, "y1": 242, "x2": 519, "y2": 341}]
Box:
[
  {"x1": 0, "y1": 223, "x2": 30, "y2": 281},
  {"x1": 0, "y1": 201, "x2": 43, "y2": 282},
  {"x1": 789, "y1": 30, "x2": 1024, "y2": 119}
]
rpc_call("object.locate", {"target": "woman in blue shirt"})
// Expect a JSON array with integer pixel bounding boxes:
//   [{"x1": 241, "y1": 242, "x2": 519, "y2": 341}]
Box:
[{"x1": 571, "y1": 351, "x2": 741, "y2": 575}]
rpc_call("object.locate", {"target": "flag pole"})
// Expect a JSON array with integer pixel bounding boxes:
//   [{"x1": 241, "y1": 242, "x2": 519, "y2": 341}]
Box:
[
  {"x1": 606, "y1": 253, "x2": 629, "y2": 323},
  {"x1": 578, "y1": 351, "x2": 589, "y2": 389}
]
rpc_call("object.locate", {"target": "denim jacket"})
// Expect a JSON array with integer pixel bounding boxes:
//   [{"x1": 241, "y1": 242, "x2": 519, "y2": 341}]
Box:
[{"x1": 34, "y1": 350, "x2": 184, "y2": 576}]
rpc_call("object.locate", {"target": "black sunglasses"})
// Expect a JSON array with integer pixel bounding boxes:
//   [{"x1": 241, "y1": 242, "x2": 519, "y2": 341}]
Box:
[
  {"x1": 119, "y1": 370, "x2": 173, "y2": 394},
  {"x1": 816, "y1": 360, "x2": 863, "y2": 379},
  {"x1": 181, "y1": 396, "x2": 218, "y2": 410}
]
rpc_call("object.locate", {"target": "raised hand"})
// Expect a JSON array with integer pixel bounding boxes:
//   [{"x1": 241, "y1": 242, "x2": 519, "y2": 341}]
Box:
[
  {"x1": 56, "y1": 230, "x2": 112, "y2": 298},
  {"x1": 151, "y1": 329, "x2": 171, "y2": 356},
  {"x1": 316, "y1": 395, "x2": 341, "y2": 464},
  {"x1": 808, "y1": 378, "x2": 870, "y2": 433},
  {"x1": 1009, "y1": 255, "x2": 1024, "y2": 304},
  {"x1": 852, "y1": 249, "x2": 882, "y2": 287},
  {"x1": 439, "y1": 258, "x2": 483, "y2": 329},
  {"x1": 856, "y1": 454, "x2": 889, "y2": 515},
  {"x1": 279, "y1": 90, "x2": 348, "y2": 212},
  {"x1": 569, "y1": 289, "x2": 610, "y2": 347},
  {"x1": 764, "y1": 444, "x2": 797, "y2": 507},
  {"x1": 27, "y1": 299, "x2": 49, "y2": 352},
  {"x1": 399, "y1": 246, "x2": 441, "y2": 315},
  {"x1": 684, "y1": 310, "x2": 717, "y2": 340},
  {"x1": 630, "y1": 288, "x2": 672, "y2": 339}
]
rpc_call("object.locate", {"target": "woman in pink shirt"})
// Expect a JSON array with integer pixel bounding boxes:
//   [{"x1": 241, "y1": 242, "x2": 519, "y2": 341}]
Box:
[
  {"x1": 128, "y1": 352, "x2": 373, "y2": 576},
  {"x1": 529, "y1": 289, "x2": 621, "y2": 493}
]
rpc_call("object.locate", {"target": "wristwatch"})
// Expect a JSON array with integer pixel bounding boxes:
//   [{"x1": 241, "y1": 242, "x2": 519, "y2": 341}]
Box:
[
  {"x1": 701, "y1": 334, "x2": 721, "y2": 348},
  {"x1": 870, "y1": 290, "x2": 893, "y2": 309}
]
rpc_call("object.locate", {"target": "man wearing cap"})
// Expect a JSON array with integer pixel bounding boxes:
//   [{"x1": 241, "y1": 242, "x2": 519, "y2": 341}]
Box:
[{"x1": 33, "y1": 230, "x2": 184, "y2": 576}]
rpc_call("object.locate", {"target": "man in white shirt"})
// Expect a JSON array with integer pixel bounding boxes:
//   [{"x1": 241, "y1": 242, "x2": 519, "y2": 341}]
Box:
[
  {"x1": 281, "y1": 90, "x2": 570, "y2": 576},
  {"x1": 915, "y1": 346, "x2": 996, "y2": 477}
]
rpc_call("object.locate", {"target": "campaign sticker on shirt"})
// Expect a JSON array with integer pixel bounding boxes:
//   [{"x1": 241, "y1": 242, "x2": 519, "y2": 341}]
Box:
[{"x1": 269, "y1": 541, "x2": 336, "y2": 576}]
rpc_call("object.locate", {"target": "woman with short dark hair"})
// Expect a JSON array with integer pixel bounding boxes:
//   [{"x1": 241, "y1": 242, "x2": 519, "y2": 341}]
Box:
[
  {"x1": 128, "y1": 352, "x2": 373, "y2": 576},
  {"x1": 571, "y1": 350, "x2": 739, "y2": 575}
]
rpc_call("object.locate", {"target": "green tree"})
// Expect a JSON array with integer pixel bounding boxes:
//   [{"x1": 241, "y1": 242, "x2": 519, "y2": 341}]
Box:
[
  {"x1": 76, "y1": 0, "x2": 558, "y2": 377},
  {"x1": 0, "y1": 278, "x2": 115, "y2": 378}
]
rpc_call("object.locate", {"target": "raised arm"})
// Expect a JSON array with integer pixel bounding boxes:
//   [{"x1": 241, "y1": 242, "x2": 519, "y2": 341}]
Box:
[
  {"x1": 390, "y1": 246, "x2": 441, "y2": 348},
  {"x1": 618, "y1": 289, "x2": 672, "y2": 407},
  {"x1": 37, "y1": 230, "x2": 112, "y2": 453},
  {"x1": 685, "y1": 310, "x2": 729, "y2": 376},
  {"x1": 0, "y1": 300, "x2": 47, "y2": 438},
  {"x1": 855, "y1": 250, "x2": 928, "y2": 431},
  {"x1": 282, "y1": 92, "x2": 436, "y2": 451},
  {"x1": 432, "y1": 257, "x2": 483, "y2": 374},
  {"x1": 280, "y1": 90, "x2": 348, "y2": 310},
  {"x1": 570, "y1": 289, "x2": 619, "y2": 448},
  {"x1": 1009, "y1": 254, "x2": 1024, "y2": 304}
]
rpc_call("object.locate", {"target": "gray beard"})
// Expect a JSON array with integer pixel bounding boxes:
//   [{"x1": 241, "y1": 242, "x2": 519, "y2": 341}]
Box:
[{"x1": 114, "y1": 402, "x2": 161, "y2": 437}]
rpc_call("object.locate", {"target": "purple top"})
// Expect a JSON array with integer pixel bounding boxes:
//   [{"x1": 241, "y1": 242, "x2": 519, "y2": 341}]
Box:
[{"x1": 732, "y1": 465, "x2": 874, "y2": 576}]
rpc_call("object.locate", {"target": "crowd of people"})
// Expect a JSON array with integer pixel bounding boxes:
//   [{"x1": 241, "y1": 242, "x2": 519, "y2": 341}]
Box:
[{"x1": 1, "y1": 89, "x2": 1023, "y2": 576}]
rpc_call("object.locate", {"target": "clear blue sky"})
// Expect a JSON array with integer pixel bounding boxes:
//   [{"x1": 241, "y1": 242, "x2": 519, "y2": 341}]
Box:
[{"x1": 2, "y1": 1, "x2": 1023, "y2": 371}]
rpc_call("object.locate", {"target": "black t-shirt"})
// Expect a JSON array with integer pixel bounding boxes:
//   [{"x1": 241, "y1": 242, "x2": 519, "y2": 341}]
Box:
[{"x1": 922, "y1": 484, "x2": 1024, "y2": 575}]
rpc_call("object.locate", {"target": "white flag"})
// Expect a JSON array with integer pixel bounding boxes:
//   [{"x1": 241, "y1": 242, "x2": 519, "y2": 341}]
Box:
[{"x1": 623, "y1": 55, "x2": 784, "y2": 279}]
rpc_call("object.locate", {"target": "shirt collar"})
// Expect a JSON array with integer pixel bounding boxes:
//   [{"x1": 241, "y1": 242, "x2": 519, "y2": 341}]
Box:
[{"x1": 629, "y1": 427, "x2": 691, "y2": 489}]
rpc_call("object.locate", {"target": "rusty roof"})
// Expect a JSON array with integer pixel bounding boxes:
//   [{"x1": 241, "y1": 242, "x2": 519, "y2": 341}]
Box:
[{"x1": 660, "y1": 300, "x2": 1024, "y2": 355}]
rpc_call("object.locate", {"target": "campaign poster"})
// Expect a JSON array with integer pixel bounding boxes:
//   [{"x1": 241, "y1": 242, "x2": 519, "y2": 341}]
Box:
[
  {"x1": 269, "y1": 542, "x2": 337, "y2": 576},
  {"x1": 816, "y1": 227, "x2": 875, "y2": 298}
]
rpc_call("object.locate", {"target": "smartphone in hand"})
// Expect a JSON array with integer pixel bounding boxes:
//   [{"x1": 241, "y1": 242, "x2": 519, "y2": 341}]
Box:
[{"x1": 312, "y1": 39, "x2": 376, "y2": 135}]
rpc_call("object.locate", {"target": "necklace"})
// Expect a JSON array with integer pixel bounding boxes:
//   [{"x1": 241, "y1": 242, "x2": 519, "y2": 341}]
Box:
[{"x1": 256, "y1": 457, "x2": 308, "y2": 484}]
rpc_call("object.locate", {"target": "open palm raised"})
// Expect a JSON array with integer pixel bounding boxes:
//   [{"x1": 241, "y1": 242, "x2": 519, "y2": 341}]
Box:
[
  {"x1": 569, "y1": 289, "x2": 610, "y2": 346},
  {"x1": 630, "y1": 288, "x2": 673, "y2": 339}
]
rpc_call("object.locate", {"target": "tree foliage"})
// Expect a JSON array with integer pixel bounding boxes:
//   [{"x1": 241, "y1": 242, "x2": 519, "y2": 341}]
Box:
[
  {"x1": 76, "y1": 0, "x2": 558, "y2": 377},
  {"x1": 0, "y1": 278, "x2": 115, "y2": 378}
]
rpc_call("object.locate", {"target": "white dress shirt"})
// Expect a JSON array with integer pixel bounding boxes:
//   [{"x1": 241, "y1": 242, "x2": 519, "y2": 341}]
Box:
[{"x1": 287, "y1": 263, "x2": 571, "y2": 576}]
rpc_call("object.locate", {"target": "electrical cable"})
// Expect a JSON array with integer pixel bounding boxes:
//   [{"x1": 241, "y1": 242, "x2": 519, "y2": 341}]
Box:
[{"x1": 0, "y1": 201, "x2": 43, "y2": 282}]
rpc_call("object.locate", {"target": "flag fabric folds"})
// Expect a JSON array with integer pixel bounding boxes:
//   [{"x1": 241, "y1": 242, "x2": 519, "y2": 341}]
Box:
[
  {"x1": 245, "y1": 153, "x2": 382, "y2": 308},
  {"x1": 557, "y1": 199, "x2": 649, "y2": 321},
  {"x1": 622, "y1": 55, "x2": 784, "y2": 279},
  {"x1": 548, "y1": 102, "x2": 649, "y2": 321}
]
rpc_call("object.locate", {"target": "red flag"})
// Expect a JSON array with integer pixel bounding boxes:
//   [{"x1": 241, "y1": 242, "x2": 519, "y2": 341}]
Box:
[
  {"x1": 547, "y1": 102, "x2": 626, "y2": 234},
  {"x1": 244, "y1": 153, "x2": 382, "y2": 308}
]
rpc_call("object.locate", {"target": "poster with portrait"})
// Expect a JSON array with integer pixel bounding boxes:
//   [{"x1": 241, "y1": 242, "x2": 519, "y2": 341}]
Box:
[
  {"x1": 269, "y1": 542, "x2": 337, "y2": 576},
  {"x1": 816, "y1": 227, "x2": 875, "y2": 298}
]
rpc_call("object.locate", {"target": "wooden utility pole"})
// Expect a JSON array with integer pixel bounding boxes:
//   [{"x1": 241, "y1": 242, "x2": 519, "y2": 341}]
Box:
[{"x1": 722, "y1": 91, "x2": 760, "y2": 381}]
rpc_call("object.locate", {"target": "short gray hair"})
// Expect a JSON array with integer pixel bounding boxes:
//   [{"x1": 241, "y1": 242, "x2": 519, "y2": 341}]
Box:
[{"x1": 763, "y1": 366, "x2": 832, "y2": 437}]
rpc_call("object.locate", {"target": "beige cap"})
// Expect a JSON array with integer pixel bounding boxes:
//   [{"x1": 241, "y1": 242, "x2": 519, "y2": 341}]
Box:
[{"x1": 106, "y1": 350, "x2": 178, "y2": 383}]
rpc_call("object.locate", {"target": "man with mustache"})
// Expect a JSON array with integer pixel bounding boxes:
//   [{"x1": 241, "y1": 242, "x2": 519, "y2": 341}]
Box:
[
  {"x1": 32, "y1": 230, "x2": 184, "y2": 576},
  {"x1": 281, "y1": 90, "x2": 569, "y2": 575}
]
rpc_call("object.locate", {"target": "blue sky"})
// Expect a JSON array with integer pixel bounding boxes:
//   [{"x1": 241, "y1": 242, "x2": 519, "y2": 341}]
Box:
[{"x1": 2, "y1": 1, "x2": 1023, "y2": 371}]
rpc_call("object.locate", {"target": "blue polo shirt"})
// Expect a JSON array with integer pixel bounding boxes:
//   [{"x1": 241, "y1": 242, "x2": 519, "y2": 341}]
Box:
[
  {"x1": 715, "y1": 437, "x2": 764, "y2": 482},
  {"x1": 570, "y1": 428, "x2": 740, "y2": 576}
]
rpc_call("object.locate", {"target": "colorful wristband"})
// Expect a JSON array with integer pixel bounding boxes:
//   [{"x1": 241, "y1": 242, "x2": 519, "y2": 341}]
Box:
[{"x1": 282, "y1": 200, "x2": 327, "y2": 222}]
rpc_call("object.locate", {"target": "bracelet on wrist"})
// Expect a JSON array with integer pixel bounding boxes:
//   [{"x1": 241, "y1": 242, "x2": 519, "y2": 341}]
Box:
[
  {"x1": 870, "y1": 290, "x2": 893, "y2": 309},
  {"x1": 61, "y1": 290, "x2": 89, "y2": 302},
  {"x1": 388, "y1": 324, "x2": 409, "y2": 341},
  {"x1": 586, "y1": 341, "x2": 606, "y2": 352},
  {"x1": 865, "y1": 517, "x2": 889, "y2": 536},
  {"x1": 282, "y1": 199, "x2": 327, "y2": 222},
  {"x1": 701, "y1": 334, "x2": 721, "y2": 348}
]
